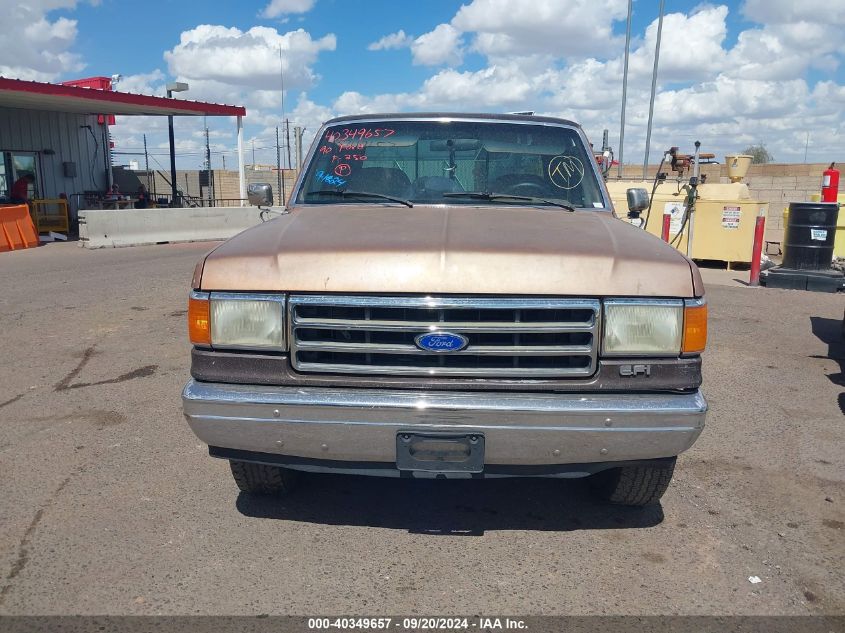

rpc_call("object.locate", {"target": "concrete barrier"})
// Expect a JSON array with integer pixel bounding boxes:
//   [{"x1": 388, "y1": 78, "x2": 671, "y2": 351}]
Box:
[{"x1": 78, "y1": 206, "x2": 264, "y2": 249}]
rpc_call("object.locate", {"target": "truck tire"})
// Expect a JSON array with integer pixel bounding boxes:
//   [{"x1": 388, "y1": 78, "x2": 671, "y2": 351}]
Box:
[
  {"x1": 229, "y1": 460, "x2": 299, "y2": 495},
  {"x1": 589, "y1": 458, "x2": 676, "y2": 506}
]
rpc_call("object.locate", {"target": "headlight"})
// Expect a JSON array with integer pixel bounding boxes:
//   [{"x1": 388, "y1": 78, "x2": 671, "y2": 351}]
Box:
[
  {"x1": 189, "y1": 291, "x2": 286, "y2": 350},
  {"x1": 603, "y1": 300, "x2": 683, "y2": 356}
]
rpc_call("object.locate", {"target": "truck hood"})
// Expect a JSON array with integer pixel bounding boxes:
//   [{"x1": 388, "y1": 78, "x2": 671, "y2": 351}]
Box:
[{"x1": 199, "y1": 204, "x2": 702, "y2": 297}]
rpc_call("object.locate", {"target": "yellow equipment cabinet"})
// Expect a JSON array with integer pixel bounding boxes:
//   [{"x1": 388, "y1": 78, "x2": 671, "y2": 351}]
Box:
[{"x1": 605, "y1": 180, "x2": 768, "y2": 266}]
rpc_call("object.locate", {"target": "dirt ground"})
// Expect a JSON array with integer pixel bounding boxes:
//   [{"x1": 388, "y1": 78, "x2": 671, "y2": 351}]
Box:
[{"x1": 0, "y1": 242, "x2": 842, "y2": 616}]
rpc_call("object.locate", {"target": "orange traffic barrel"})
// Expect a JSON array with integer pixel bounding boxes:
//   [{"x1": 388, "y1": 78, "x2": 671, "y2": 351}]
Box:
[{"x1": 0, "y1": 204, "x2": 39, "y2": 252}]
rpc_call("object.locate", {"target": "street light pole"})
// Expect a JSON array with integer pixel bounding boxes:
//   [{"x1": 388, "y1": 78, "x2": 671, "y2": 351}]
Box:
[
  {"x1": 643, "y1": 0, "x2": 665, "y2": 180},
  {"x1": 166, "y1": 82, "x2": 189, "y2": 207},
  {"x1": 617, "y1": 0, "x2": 633, "y2": 179}
]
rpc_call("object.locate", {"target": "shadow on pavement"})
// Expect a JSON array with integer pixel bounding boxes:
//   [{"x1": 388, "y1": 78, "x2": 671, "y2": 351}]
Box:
[
  {"x1": 810, "y1": 315, "x2": 845, "y2": 415},
  {"x1": 235, "y1": 474, "x2": 664, "y2": 535}
]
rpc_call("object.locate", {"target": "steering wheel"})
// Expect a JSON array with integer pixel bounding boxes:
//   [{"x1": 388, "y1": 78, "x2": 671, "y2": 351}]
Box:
[
  {"x1": 492, "y1": 174, "x2": 548, "y2": 196},
  {"x1": 504, "y1": 182, "x2": 549, "y2": 197}
]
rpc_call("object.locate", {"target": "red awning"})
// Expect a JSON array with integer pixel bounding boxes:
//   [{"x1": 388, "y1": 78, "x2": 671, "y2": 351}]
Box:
[{"x1": 0, "y1": 77, "x2": 246, "y2": 117}]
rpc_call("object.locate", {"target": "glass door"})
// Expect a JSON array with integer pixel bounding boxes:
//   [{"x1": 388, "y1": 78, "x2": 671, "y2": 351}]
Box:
[
  {"x1": 11, "y1": 153, "x2": 40, "y2": 199},
  {"x1": 0, "y1": 153, "x2": 9, "y2": 199}
]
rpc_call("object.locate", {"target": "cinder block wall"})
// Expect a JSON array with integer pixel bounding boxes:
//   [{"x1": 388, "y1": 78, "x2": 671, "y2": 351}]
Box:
[
  {"x1": 614, "y1": 163, "x2": 832, "y2": 243},
  {"x1": 214, "y1": 169, "x2": 299, "y2": 205}
]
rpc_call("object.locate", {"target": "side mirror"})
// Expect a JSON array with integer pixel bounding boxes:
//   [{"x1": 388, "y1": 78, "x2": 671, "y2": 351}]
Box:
[
  {"x1": 626, "y1": 187, "x2": 649, "y2": 217},
  {"x1": 248, "y1": 183, "x2": 273, "y2": 207}
]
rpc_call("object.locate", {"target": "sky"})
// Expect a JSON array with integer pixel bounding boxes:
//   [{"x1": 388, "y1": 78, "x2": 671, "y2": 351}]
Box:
[{"x1": 4, "y1": 0, "x2": 845, "y2": 170}]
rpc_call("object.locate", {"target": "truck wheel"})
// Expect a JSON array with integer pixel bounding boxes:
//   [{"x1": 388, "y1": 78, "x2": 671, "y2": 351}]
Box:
[
  {"x1": 589, "y1": 458, "x2": 676, "y2": 506},
  {"x1": 229, "y1": 460, "x2": 299, "y2": 495}
]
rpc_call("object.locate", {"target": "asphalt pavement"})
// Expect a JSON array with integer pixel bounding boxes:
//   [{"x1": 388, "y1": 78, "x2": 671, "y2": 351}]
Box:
[{"x1": 0, "y1": 242, "x2": 842, "y2": 615}]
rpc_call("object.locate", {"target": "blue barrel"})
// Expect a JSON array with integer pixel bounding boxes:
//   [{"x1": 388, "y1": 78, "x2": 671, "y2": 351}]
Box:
[{"x1": 783, "y1": 202, "x2": 839, "y2": 271}]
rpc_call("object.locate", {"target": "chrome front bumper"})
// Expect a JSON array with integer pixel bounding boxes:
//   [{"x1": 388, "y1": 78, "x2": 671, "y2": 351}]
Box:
[{"x1": 182, "y1": 380, "x2": 706, "y2": 474}]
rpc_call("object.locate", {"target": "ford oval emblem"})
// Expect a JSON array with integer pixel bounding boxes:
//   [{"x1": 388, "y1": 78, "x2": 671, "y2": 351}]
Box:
[{"x1": 414, "y1": 331, "x2": 469, "y2": 353}]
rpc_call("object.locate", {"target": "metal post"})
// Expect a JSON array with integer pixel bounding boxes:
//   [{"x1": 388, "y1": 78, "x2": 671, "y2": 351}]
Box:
[
  {"x1": 205, "y1": 126, "x2": 212, "y2": 207},
  {"x1": 294, "y1": 126, "x2": 303, "y2": 170},
  {"x1": 103, "y1": 123, "x2": 112, "y2": 190},
  {"x1": 617, "y1": 0, "x2": 633, "y2": 179},
  {"x1": 143, "y1": 133, "x2": 152, "y2": 195},
  {"x1": 686, "y1": 140, "x2": 700, "y2": 258},
  {"x1": 643, "y1": 0, "x2": 665, "y2": 180},
  {"x1": 749, "y1": 210, "x2": 767, "y2": 286},
  {"x1": 167, "y1": 89, "x2": 177, "y2": 207},
  {"x1": 276, "y1": 126, "x2": 282, "y2": 202},
  {"x1": 164, "y1": 83, "x2": 188, "y2": 206},
  {"x1": 285, "y1": 119, "x2": 292, "y2": 169},
  {"x1": 237, "y1": 115, "x2": 245, "y2": 206}
]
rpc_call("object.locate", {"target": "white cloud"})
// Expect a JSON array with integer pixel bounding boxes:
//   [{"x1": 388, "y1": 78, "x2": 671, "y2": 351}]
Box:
[
  {"x1": 261, "y1": 0, "x2": 315, "y2": 19},
  {"x1": 654, "y1": 76, "x2": 811, "y2": 126},
  {"x1": 0, "y1": 0, "x2": 93, "y2": 81},
  {"x1": 117, "y1": 70, "x2": 166, "y2": 95},
  {"x1": 411, "y1": 24, "x2": 464, "y2": 66},
  {"x1": 419, "y1": 63, "x2": 543, "y2": 106},
  {"x1": 742, "y1": 0, "x2": 845, "y2": 25},
  {"x1": 367, "y1": 30, "x2": 413, "y2": 51},
  {"x1": 452, "y1": 0, "x2": 627, "y2": 58},
  {"x1": 112, "y1": 22, "x2": 336, "y2": 171},
  {"x1": 164, "y1": 25, "x2": 336, "y2": 90},
  {"x1": 627, "y1": 6, "x2": 728, "y2": 82}
]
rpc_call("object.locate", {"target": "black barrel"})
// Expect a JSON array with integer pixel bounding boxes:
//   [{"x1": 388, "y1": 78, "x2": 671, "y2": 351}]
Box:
[{"x1": 783, "y1": 202, "x2": 839, "y2": 271}]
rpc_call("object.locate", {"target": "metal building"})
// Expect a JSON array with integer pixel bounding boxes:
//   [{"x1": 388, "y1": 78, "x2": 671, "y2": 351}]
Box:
[{"x1": 0, "y1": 78, "x2": 247, "y2": 225}]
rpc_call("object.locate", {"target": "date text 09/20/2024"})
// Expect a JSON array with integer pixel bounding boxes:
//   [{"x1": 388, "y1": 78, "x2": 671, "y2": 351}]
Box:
[{"x1": 307, "y1": 617, "x2": 527, "y2": 630}]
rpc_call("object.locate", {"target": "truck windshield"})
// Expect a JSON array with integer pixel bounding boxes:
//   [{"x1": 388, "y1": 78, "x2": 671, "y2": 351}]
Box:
[{"x1": 296, "y1": 120, "x2": 605, "y2": 209}]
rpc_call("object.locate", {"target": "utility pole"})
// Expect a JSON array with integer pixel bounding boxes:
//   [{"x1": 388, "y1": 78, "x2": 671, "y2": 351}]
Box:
[
  {"x1": 285, "y1": 119, "x2": 292, "y2": 170},
  {"x1": 294, "y1": 126, "x2": 304, "y2": 170},
  {"x1": 276, "y1": 126, "x2": 283, "y2": 203},
  {"x1": 222, "y1": 155, "x2": 226, "y2": 170},
  {"x1": 251, "y1": 139, "x2": 256, "y2": 167},
  {"x1": 618, "y1": 0, "x2": 633, "y2": 179},
  {"x1": 205, "y1": 126, "x2": 213, "y2": 207},
  {"x1": 643, "y1": 0, "x2": 666, "y2": 180},
  {"x1": 804, "y1": 132, "x2": 810, "y2": 164}
]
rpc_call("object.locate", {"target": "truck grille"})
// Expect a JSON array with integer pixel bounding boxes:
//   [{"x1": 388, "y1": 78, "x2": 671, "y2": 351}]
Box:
[{"x1": 289, "y1": 295, "x2": 600, "y2": 378}]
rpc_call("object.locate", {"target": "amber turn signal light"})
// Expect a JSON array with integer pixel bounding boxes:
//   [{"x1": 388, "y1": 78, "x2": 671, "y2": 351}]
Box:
[
  {"x1": 188, "y1": 294, "x2": 211, "y2": 346},
  {"x1": 682, "y1": 302, "x2": 707, "y2": 354}
]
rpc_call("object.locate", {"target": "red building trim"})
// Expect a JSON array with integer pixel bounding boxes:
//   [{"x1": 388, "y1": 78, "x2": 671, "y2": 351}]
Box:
[{"x1": 0, "y1": 77, "x2": 246, "y2": 117}]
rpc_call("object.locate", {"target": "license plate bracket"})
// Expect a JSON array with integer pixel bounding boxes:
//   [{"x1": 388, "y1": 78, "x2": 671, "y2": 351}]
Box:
[{"x1": 396, "y1": 432, "x2": 485, "y2": 473}]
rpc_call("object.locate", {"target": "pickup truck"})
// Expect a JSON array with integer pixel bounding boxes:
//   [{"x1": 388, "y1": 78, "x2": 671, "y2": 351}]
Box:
[{"x1": 182, "y1": 113, "x2": 707, "y2": 506}]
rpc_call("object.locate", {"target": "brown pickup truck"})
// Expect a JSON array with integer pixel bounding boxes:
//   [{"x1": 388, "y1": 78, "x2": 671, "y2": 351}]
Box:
[{"x1": 182, "y1": 113, "x2": 707, "y2": 506}]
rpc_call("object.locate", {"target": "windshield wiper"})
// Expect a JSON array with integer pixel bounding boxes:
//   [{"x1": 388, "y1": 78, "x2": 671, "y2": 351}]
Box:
[
  {"x1": 306, "y1": 189, "x2": 413, "y2": 208},
  {"x1": 443, "y1": 191, "x2": 575, "y2": 212}
]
